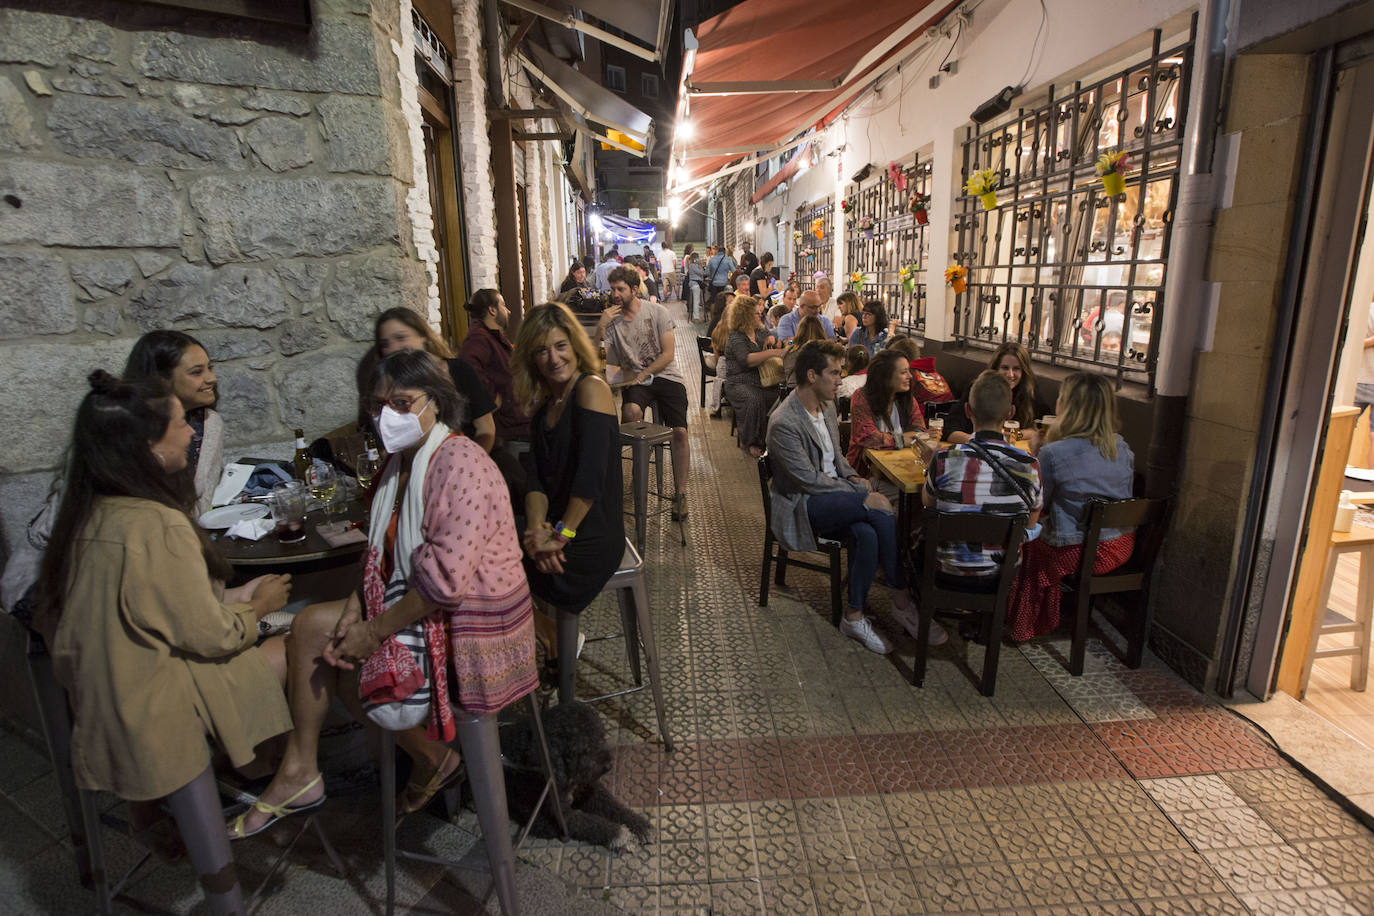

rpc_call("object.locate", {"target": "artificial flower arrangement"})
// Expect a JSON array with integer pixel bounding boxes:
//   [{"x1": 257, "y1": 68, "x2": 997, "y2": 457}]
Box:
[
  {"x1": 849, "y1": 270, "x2": 865, "y2": 293},
  {"x1": 888, "y1": 161, "x2": 908, "y2": 191},
  {"x1": 799, "y1": 246, "x2": 816, "y2": 261},
  {"x1": 810, "y1": 217, "x2": 825, "y2": 239},
  {"x1": 812, "y1": 270, "x2": 827, "y2": 282},
  {"x1": 1096, "y1": 150, "x2": 1129, "y2": 196},
  {"x1": 840, "y1": 198, "x2": 853, "y2": 213},
  {"x1": 944, "y1": 264, "x2": 968, "y2": 294},
  {"x1": 909, "y1": 193, "x2": 931, "y2": 225},
  {"x1": 964, "y1": 168, "x2": 1000, "y2": 210},
  {"x1": 857, "y1": 215, "x2": 875, "y2": 237},
  {"x1": 792, "y1": 229, "x2": 803, "y2": 243},
  {"x1": 898, "y1": 263, "x2": 918, "y2": 294}
]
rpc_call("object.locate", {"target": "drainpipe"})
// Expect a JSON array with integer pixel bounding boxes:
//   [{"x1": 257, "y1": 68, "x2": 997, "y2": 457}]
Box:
[
  {"x1": 1146, "y1": 0, "x2": 1233, "y2": 498},
  {"x1": 483, "y1": 0, "x2": 504, "y2": 108}
]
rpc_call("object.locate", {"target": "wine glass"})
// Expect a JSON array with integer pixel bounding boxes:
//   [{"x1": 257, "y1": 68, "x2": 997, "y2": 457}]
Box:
[
  {"x1": 355, "y1": 451, "x2": 381, "y2": 492},
  {"x1": 305, "y1": 463, "x2": 339, "y2": 517}
]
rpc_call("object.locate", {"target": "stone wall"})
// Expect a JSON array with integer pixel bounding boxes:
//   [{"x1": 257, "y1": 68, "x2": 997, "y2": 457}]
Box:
[{"x1": 0, "y1": 0, "x2": 430, "y2": 551}]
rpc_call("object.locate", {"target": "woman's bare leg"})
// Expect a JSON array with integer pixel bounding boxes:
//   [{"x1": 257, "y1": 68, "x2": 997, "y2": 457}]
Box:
[
  {"x1": 258, "y1": 634, "x2": 288, "y2": 687},
  {"x1": 532, "y1": 598, "x2": 558, "y2": 659},
  {"x1": 228, "y1": 600, "x2": 344, "y2": 836}
]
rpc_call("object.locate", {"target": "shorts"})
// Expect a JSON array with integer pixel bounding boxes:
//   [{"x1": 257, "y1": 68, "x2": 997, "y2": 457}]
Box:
[
  {"x1": 623, "y1": 376, "x2": 689, "y2": 429},
  {"x1": 1357, "y1": 382, "x2": 1374, "y2": 416}
]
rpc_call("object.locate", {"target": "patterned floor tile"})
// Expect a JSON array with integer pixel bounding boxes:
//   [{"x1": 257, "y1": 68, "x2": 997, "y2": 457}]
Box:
[
  {"x1": 809, "y1": 871, "x2": 872, "y2": 915},
  {"x1": 1293, "y1": 835, "x2": 1374, "y2": 885},
  {"x1": 1140, "y1": 773, "x2": 1248, "y2": 812},
  {"x1": 1239, "y1": 886, "x2": 1363, "y2": 915},
  {"x1": 761, "y1": 875, "x2": 820, "y2": 914},
  {"x1": 1202, "y1": 844, "x2": 1332, "y2": 895},
  {"x1": 1105, "y1": 850, "x2": 1231, "y2": 898},
  {"x1": 1166, "y1": 805, "x2": 1286, "y2": 850},
  {"x1": 1252, "y1": 799, "x2": 1372, "y2": 844}
]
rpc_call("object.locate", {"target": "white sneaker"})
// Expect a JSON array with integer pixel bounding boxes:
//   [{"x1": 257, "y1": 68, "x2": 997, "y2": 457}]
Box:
[
  {"x1": 840, "y1": 616, "x2": 892, "y2": 655},
  {"x1": 890, "y1": 603, "x2": 949, "y2": 646}
]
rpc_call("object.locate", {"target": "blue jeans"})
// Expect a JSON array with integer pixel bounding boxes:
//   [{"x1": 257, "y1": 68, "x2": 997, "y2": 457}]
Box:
[{"x1": 806, "y1": 489, "x2": 906, "y2": 612}]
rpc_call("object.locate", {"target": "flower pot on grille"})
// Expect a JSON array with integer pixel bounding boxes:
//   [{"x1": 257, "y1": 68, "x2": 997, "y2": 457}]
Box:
[
  {"x1": 951, "y1": 277, "x2": 967, "y2": 294},
  {"x1": 1100, "y1": 172, "x2": 1126, "y2": 196},
  {"x1": 979, "y1": 191, "x2": 999, "y2": 211},
  {"x1": 913, "y1": 208, "x2": 929, "y2": 226}
]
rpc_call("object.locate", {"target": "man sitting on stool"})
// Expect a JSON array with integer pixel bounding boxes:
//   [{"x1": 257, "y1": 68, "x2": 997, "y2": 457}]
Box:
[
  {"x1": 598, "y1": 265, "x2": 691, "y2": 520},
  {"x1": 765, "y1": 340, "x2": 924, "y2": 654}
]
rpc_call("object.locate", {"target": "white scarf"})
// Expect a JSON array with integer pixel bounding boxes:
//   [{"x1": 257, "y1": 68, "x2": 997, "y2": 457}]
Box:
[{"x1": 367, "y1": 421, "x2": 452, "y2": 601}]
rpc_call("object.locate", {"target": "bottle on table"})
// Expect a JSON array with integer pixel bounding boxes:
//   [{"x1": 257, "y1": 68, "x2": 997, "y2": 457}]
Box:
[
  {"x1": 356, "y1": 437, "x2": 381, "y2": 492},
  {"x1": 292, "y1": 428, "x2": 311, "y2": 481}
]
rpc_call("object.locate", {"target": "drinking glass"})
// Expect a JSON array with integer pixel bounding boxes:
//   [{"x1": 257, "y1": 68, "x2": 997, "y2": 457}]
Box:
[
  {"x1": 1004, "y1": 419, "x2": 1021, "y2": 443},
  {"x1": 928, "y1": 416, "x2": 945, "y2": 441},
  {"x1": 268, "y1": 482, "x2": 308, "y2": 543},
  {"x1": 355, "y1": 451, "x2": 381, "y2": 492},
  {"x1": 305, "y1": 463, "x2": 339, "y2": 517}
]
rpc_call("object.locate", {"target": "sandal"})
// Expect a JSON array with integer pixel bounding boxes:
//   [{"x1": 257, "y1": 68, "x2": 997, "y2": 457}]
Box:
[
  {"x1": 398, "y1": 748, "x2": 465, "y2": 817},
  {"x1": 228, "y1": 773, "x2": 326, "y2": 840}
]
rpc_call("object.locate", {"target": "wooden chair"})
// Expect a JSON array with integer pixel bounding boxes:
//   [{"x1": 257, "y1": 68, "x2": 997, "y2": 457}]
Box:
[
  {"x1": 1061, "y1": 497, "x2": 1171, "y2": 676},
  {"x1": 695, "y1": 336, "x2": 716, "y2": 408},
  {"x1": 1302, "y1": 524, "x2": 1374, "y2": 693},
  {"x1": 923, "y1": 400, "x2": 958, "y2": 422},
  {"x1": 757, "y1": 454, "x2": 846, "y2": 626},
  {"x1": 911, "y1": 508, "x2": 1028, "y2": 696},
  {"x1": 836, "y1": 395, "x2": 852, "y2": 421}
]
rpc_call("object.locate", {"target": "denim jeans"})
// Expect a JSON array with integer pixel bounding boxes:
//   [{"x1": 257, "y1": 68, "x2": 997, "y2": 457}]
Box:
[{"x1": 806, "y1": 489, "x2": 905, "y2": 612}]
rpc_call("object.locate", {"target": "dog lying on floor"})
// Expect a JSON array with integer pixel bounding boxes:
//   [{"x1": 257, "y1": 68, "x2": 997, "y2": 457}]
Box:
[{"x1": 501, "y1": 701, "x2": 652, "y2": 851}]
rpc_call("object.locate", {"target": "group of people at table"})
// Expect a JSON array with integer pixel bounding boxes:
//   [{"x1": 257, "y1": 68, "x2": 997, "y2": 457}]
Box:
[
  {"x1": 2, "y1": 257, "x2": 1137, "y2": 891},
  {"x1": 5, "y1": 285, "x2": 675, "y2": 875}
]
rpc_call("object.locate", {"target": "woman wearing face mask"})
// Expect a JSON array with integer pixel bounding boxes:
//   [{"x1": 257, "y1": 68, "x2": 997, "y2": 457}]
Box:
[
  {"x1": 231, "y1": 350, "x2": 536, "y2": 836},
  {"x1": 368, "y1": 308, "x2": 497, "y2": 453},
  {"x1": 123, "y1": 330, "x2": 223, "y2": 515},
  {"x1": 35, "y1": 372, "x2": 293, "y2": 909},
  {"x1": 511, "y1": 303, "x2": 622, "y2": 687}
]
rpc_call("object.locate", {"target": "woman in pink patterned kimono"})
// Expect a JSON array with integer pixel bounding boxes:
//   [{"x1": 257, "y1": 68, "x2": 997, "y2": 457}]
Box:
[{"x1": 229, "y1": 350, "x2": 537, "y2": 838}]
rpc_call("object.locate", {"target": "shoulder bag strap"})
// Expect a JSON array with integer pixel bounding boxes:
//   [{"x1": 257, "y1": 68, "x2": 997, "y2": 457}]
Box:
[{"x1": 964, "y1": 438, "x2": 1035, "y2": 510}]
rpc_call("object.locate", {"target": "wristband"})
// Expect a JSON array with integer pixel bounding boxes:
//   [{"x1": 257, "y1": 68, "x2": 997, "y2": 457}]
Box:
[{"x1": 551, "y1": 521, "x2": 577, "y2": 543}]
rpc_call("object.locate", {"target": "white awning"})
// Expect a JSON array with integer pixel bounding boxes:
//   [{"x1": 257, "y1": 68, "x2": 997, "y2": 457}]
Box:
[
  {"x1": 502, "y1": 0, "x2": 673, "y2": 67},
  {"x1": 520, "y1": 42, "x2": 656, "y2": 159}
]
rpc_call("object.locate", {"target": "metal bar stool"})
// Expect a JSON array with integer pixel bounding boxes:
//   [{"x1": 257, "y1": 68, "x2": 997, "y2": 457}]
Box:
[
  {"x1": 618, "y1": 419, "x2": 685, "y2": 553},
  {"x1": 381, "y1": 692, "x2": 567, "y2": 916},
  {"x1": 556, "y1": 539, "x2": 673, "y2": 750}
]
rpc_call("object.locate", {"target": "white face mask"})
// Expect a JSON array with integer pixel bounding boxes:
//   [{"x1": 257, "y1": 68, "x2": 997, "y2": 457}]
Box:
[{"x1": 373, "y1": 400, "x2": 431, "y2": 453}]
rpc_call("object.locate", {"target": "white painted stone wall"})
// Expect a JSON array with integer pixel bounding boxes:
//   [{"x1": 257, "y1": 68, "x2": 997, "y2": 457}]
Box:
[
  {"x1": 449, "y1": 0, "x2": 499, "y2": 291},
  {"x1": 392, "y1": 1, "x2": 444, "y2": 328},
  {"x1": 749, "y1": 0, "x2": 1198, "y2": 342}
]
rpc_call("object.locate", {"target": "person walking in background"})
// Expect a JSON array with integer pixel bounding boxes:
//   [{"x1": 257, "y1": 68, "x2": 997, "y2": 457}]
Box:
[
  {"x1": 659, "y1": 241, "x2": 678, "y2": 300},
  {"x1": 686, "y1": 252, "x2": 707, "y2": 321},
  {"x1": 739, "y1": 240, "x2": 759, "y2": 276},
  {"x1": 706, "y1": 245, "x2": 737, "y2": 301},
  {"x1": 750, "y1": 252, "x2": 776, "y2": 298}
]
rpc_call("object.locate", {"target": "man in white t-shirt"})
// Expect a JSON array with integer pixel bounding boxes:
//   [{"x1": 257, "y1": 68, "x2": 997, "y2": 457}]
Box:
[
  {"x1": 764, "y1": 340, "x2": 921, "y2": 654},
  {"x1": 658, "y1": 242, "x2": 678, "y2": 300},
  {"x1": 598, "y1": 265, "x2": 691, "y2": 518}
]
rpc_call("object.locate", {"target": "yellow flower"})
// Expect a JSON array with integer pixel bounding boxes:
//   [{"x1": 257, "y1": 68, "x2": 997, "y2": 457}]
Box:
[
  {"x1": 944, "y1": 265, "x2": 967, "y2": 283},
  {"x1": 1096, "y1": 150, "x2": 1128, "y2": 176},
  {"x1": 963, "y1": 168, "x2": 998, "y2": 196}
]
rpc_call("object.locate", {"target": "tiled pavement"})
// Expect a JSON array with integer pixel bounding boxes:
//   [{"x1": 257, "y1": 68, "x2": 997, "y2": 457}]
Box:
[{"x1": 2, "y1": 302, "x2": 1372, "y2": 914}]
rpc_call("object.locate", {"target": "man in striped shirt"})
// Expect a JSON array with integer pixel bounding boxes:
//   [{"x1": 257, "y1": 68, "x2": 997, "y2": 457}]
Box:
[{"x1": 922, "y1": 371, "x2": 1042, "y2": 579}]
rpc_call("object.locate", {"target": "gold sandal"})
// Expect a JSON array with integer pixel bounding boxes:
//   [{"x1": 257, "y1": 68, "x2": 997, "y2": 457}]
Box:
[
  {"x1": 227, "y1": 773, "x2": 326, "y2": 840},
  {"x1": 398, "y1": 748, "x2": 465, "y2": 816}
]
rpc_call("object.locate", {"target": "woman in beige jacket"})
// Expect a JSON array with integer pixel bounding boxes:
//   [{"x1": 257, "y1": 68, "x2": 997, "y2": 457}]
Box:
[{"x1": 35, "y1": 371, "x2": 292, "y2": 915}]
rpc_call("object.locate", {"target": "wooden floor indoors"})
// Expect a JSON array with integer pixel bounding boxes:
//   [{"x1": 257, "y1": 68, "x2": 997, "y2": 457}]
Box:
[{"x1": 1303, "y1": 550, "x2": 1374, "y2": 749}]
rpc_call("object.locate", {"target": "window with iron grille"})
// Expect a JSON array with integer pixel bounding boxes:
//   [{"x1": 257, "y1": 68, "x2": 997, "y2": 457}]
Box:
[
  {"x1": 845, "y1": 154, "x2": 933, "y2": 336},
  {"x1": 952, "y1": 29, "x2": 1192, "y2": 388},
  {"x1": 792, "y1": 198, "x2": 834, "y2": 291}
]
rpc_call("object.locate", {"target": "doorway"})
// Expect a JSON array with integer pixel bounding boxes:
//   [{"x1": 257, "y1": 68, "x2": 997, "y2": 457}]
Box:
[{"x1": 1245, "y1": 47, "x2": 1374, "y2": 751}]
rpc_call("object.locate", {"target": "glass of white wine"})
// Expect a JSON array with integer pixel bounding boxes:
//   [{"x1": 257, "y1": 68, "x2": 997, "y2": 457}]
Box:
[
  {"x1": 355, "y1": 451, "x2": 380, "y2": 493},
  {"x1": 305, "y1": 462, "x2": 339, "y2": 517}
]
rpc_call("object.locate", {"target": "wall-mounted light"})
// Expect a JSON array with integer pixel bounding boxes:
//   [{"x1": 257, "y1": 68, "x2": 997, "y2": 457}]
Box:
[{"x1": 744, "y1": 220, "x2": 755, "y2": 233}]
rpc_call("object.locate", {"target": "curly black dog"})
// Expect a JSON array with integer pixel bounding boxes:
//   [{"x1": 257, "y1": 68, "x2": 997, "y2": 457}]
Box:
[{"x1": 502, "y1": 701, "x2": 652, "y2": 851}]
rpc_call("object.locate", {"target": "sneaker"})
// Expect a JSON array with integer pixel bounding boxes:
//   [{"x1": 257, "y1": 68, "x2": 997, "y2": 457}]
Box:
[
  {"x1": 889, "y1": 603, "x2": 948, "y2": 646},
  {"x1": 671, "y1": 493, "x2": 688, "y2": 521},
  {"x1": 840, "y1": 616, "x2": 892, "y2": 654}
]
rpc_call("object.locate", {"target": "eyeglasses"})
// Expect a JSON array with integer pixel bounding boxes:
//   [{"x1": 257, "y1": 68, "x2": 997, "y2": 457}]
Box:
[{"x1": 369, "y1": 394, "x2": 429, "y2": 415}]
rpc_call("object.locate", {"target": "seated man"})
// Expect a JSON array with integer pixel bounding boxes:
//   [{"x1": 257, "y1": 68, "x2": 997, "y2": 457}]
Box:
[
  {"x1": 598, "y1": 265, "x2": 691, "y2": 519},
  {"x1": 922, "y1": 370, "x2": 1043, "y2": 582},
  {"x1": 776, "y1": 290, "x2": 837, "y2": 343},
  {"x1": 765, "y1": 340, "x2": 928, "y2": 654}
]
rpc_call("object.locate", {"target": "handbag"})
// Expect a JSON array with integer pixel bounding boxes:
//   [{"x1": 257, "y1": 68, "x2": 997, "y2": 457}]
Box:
[
  {"x1": 361, "y1": 578, "x2": 433, "y2": 730},
  {"x1": 758, "y1": 355, "x2": 786, "y2": 388}
]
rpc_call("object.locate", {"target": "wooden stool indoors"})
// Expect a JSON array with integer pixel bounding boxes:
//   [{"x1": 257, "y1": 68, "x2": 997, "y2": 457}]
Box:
[{"x1": 1303, "y1": 523, "x2": 1374, "y2": 694}]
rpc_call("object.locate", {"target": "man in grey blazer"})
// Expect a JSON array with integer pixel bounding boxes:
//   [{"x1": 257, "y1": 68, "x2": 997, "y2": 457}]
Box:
[{"x1": 765, "y1": 340, "x2": 936, "y2": 653}]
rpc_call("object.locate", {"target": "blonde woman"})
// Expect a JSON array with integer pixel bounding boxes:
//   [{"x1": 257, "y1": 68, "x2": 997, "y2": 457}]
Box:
[
  {"x1": 512, "y1": 303, "x2": 623, "y2": 683},
  {"x1": 1006, "y1": 372, "x2": 1135, "y2": 640},
  {"x1": 722, "y1": 295, "x2": 787, "y2": 457}
]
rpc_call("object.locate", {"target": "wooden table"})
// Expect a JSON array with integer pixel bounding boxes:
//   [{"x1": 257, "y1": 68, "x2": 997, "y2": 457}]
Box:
[{"x1": 213, "y1": 500, "x2": 368, "y2": 602}]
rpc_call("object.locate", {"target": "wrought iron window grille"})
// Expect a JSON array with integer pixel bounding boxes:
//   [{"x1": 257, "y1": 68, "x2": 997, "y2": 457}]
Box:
[
  {"x1": 845, "y1": 154, "x2": 934, "y2": 337},
  {"x1": 952, "y1": 27, "x2": 1194, "y2": 389},
  {"x1": 793, "y1": 198, "x2": 835, "y2": 292}
]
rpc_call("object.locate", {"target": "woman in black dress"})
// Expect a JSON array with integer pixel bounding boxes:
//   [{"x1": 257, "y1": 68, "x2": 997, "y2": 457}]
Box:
[{"x1": 511, "y1": 302, "x2": 623, "y2": 688}]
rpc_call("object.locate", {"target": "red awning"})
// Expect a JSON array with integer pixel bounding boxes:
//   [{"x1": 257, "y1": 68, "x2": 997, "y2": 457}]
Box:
[{"x1": 674, "y1": 0, "x2": 956, "y2": 191}]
